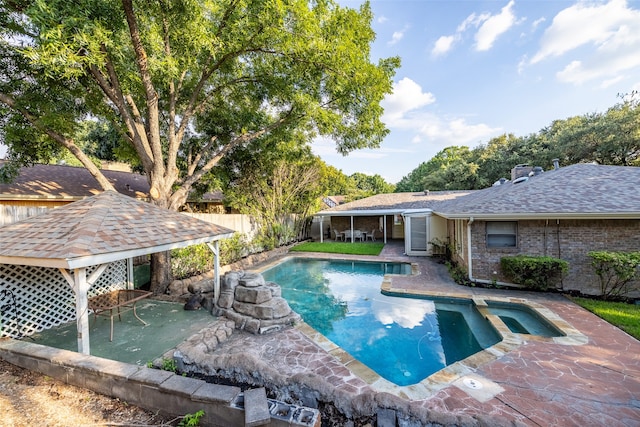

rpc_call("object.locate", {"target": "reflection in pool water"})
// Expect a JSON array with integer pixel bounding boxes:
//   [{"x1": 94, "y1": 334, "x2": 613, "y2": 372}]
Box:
[{"x1": 261, "y1": 258, "x2": 501, "y2": 386}]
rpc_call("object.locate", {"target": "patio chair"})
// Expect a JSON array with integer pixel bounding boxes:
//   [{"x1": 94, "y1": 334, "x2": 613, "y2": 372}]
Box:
[
  {"x1": 333, "y1": 229, "x2": 344, "y2": 241},
  {"x1": 353, "y1": 230, "x2": 364, "y2": 242},
  {"x1": 367, "y1": 229, "x2": 376, "y2": 241}
]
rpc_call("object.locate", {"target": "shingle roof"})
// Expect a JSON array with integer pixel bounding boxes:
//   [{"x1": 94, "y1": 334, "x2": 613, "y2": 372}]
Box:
[
  {"x1": 318, "y1": 164, "x2": 640, "y2": 219},
  {"x1": 0, "y1": 163, "x2": 149, "y2": 200},
  {"x1": 436, "y1": 163, "x2": 640, "y2": 218},
  {"x1": 0, "y1": 191, "x2": 235, "y2": 269},
  {"x1": 320, "y1": 190, "x2": 472, "y2": 214}
]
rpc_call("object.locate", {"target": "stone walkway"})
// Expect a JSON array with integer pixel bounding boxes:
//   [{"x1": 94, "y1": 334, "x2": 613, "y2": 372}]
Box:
[{"x1": 173, "y1": 242, "x2": 640, "y2": 426}]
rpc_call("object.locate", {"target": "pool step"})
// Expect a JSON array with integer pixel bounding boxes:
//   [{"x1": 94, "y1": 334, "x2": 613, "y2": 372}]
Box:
[{"x1": 244, "y1": 387, "x2": 270, "y2": 427}]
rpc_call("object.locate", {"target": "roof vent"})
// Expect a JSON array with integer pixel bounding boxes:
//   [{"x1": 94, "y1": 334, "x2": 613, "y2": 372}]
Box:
[
  {"x1": 424, "y1": 189, "x2": 430, "y2": 195},
  {"x1": 513, "y1": 176, "x2": 528, "y2": 185},
  {"x1": 531, "y1": 166, "x2": 544, "y2": 176},
  {"x1": 553, "y1": 159, "x2": 560, "y2": 170}
]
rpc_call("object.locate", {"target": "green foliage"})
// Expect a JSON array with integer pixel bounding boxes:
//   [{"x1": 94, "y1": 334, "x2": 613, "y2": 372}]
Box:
[
  {"x1": 445, "y1": 261, "x2": 472, "y2": 286},
  {"x1": 225, "y1": 155, "x2": 322, "y2": 248},
  {"x1": 171, "y1": 244, "x2": 213, "y2": 280},
  {"x1": 179, "y1": 410, "x2": 205, "y2": 427},
  {"x1": 396, "y1": 146, "x2": 478, "y2": 191},
  {"x1": 318, "y1": 163, "x2": 352, "y2": 196},
  {"x1": 160, "y1": 358, "x2": 177, "y2": 373},
  {"x1": 429, "y1": 238, "x2": 453, "y2": 259},
  {"x1": 571, "y1": 297, "x2": 640, "y2": 340},
  {"x1": 219, "y1": 233, "x2": 250, "y2": 266},
  {"x1": 588, "y1": 251, "x2": 640, "y2": 299},
  {"x1": 290, "y1": 242, "x2": 384, "y2": 256},
  {"x1": 500, "y1": 255, "x2": 568, "y2": 291},
  {"x1": 346, "y1": 172, "x2": 395, "y2": 200}
]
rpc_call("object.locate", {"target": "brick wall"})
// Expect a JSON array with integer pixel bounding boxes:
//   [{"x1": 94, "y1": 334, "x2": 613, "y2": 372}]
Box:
[{"x1": 454, "y1": 219, "x2": 640, "y2": 297}]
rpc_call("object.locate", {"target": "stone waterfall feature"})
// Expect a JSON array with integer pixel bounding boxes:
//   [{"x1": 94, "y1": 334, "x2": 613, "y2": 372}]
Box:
[{"x1": 215, "y1": 271, "x2": 301, "y2": 334}]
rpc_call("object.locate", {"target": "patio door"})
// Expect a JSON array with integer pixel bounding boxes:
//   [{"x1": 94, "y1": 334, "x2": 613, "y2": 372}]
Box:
[{"x1": 404, "y1": 213, "x2": 431, "y2": 256}]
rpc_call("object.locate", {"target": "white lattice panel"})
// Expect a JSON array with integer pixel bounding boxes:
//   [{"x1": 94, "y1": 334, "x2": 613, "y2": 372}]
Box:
[{"x1": 0, "y1": 260, "x2": 128, "y2": 339}]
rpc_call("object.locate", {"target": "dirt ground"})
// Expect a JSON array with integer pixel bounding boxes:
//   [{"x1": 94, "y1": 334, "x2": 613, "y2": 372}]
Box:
[{"x1": 0, "y1": 359, "x2": 177, "y2": 426}]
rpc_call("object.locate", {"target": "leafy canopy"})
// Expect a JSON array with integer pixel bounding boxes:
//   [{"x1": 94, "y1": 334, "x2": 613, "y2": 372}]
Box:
[{"x1": 0, "y1": 0, "x2": 399, "y2": 210}]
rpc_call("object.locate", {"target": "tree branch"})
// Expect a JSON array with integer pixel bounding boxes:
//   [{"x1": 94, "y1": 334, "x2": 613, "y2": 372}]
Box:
[
  {"x1": 121, "y1": 0, "x2": 165, "y2": 187},
  {"x1": 0, "y1": 93, "x2": 115, "y2": 192}
]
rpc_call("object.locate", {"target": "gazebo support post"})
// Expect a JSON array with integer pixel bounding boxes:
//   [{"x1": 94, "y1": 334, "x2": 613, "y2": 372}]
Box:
[
  {"x1": 127, "y1": 258, "x2": 134, "y2": 289},
  {"x1": 74, "y1": 268, "x2": 91, "y2": 354},
  {"x1": 206, "y1": 241, "x2": 221, "y2": 304},
  {"x1": 60, "y1": 263, "x2": 110, "y2": 355}
]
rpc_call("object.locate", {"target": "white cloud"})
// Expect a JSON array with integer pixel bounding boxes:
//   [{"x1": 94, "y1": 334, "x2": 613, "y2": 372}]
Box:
[
  {"x1": 531, "y1": 0, "x2": 630, "y2": 63},
  {"x1": 389, "y1": 30, "x2": 404, "y2": 46},
  {"x1": 475, "y1": 0, "x2": 517, "y2": 51},
  {"x1": 415, "y1": 116, "x2": 499, "y2": 146},
  {"x1": 379, "y1": 78, "x2": 499, "y2": 149},
  {"x1": 377, "y1": 15, "x2": 388, "y2": 24},
  {"x1": 532, "y1": 0, "x2": 640, "y2": 85},
  {"x1": 531, "y1": 17, "x2": 546, "y2": 32},
  {"x1": 432, "y1": 35, "x2": 457, "y2": 56},
  {"x1": 433, "y1": 2, "x2": 517, "y2": 56},
  {"x1": 381, "y1": 78, "x2": 436, "y2": 124},
  {"x1": 457, "y1": 12, "x2": 490, "y2": 33},
  {"x1": 388, "y1": 25, "x2": 410, "y2": 46}
]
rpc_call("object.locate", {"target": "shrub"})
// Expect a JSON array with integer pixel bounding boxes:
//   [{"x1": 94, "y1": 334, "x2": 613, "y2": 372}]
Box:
[
  {"x1": 500, "y1": 255, "x2": 568, "y2": 291},
  {"x1": 588, "y1": 251, "x2": 640, "y2": 299},
  {"x1": 445, "y1": 261, "x2": 472, "y2": 286},
  {"x1": 219, "y1": 232, "x2": 250, "y2": 265},
  {"x1": 171, "y1": 244, "x2": 213, "y2": 279}
]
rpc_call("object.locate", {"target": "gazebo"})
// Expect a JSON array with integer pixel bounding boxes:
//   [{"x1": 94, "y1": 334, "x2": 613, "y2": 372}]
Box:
[{"x1": 0, "y1": 191, "x2": 234, "y2": 355}]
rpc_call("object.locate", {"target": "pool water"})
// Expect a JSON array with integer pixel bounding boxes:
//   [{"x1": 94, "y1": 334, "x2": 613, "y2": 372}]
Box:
[
  {"x1": 262, "y1": 258, "x2": 501, "y2": 386},
  {"x1": 486, "y1": 301, "x2": 564, "y2": 337}
]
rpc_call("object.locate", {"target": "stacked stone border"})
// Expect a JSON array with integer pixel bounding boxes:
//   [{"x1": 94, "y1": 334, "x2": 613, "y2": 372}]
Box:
[{"x1": 0, "y1": 339, "x2": 320, "y2": 427}]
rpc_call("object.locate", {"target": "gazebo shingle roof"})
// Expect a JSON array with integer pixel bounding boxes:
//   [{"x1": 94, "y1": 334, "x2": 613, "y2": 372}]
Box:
[{"x1": 0, "y1": 191, "x2": 234, "y2": 269}]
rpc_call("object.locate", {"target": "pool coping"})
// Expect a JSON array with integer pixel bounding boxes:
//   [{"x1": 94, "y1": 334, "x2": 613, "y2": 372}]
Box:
[{"x1": 255, "y1": 253, "x2": 588, "y2": 401}]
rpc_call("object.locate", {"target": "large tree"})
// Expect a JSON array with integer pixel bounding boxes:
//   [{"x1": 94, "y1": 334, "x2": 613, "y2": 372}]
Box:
[{"x1": 0, "y1": 0, "x2": 398, "y2": 292}]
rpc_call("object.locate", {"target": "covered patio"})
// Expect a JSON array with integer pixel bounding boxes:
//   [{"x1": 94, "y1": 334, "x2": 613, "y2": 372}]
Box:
[{"x1": 0, "y1": 191, "x2": 234, "y2": 355}]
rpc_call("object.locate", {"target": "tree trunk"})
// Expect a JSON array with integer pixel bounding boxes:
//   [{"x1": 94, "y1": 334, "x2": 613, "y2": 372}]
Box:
[{"x1": 150, "y1": 251, "x2": 172, "y2": 295}]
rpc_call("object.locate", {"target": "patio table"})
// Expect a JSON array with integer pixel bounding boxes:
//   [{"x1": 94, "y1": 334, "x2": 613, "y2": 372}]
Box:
[{"x1": 88, "y1": 289, "x2": 152, "y2": 341}]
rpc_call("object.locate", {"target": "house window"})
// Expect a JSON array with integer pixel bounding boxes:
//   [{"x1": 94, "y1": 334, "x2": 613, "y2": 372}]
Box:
[{"x1": 486, "y1": 222, "x2": 517, "y2": 248}]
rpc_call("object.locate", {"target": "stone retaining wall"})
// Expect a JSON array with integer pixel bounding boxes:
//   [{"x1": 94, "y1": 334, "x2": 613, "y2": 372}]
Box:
[{"x1": 0, "y1": 339, "x2": 320, "y2": 427}]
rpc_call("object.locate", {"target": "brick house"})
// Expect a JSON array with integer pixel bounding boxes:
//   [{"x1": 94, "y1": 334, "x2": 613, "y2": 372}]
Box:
[{"x1": 316, "y1": 163, "x2": 640, "y2": 297}]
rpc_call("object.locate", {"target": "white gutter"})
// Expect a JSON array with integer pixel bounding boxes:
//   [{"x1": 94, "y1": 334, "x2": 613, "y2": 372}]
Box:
[{"x1": 439, "y1": 212, "x2": 640, "y2": 220}]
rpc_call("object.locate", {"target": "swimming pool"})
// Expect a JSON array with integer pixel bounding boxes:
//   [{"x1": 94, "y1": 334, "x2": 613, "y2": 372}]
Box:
[{"x1": 261, "y1": 258, "x2": 501, "y2": 386}]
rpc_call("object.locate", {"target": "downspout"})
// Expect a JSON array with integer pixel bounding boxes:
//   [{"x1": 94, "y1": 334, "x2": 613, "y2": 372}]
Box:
[
  {"x1": 467, "y1": 217, "x2": 475, "y2": 281},
  {"x1": 319, "y1": 216, "x2": 324, "y2": 243}
]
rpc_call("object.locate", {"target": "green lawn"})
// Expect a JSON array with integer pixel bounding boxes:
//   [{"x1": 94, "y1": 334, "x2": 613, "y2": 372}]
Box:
[
  {"x1": 571, "y1": 297, "x2": 640, "y2": 340},
  {"x1": 290, "y1": 241, "x2": 384, "y2": 256}
]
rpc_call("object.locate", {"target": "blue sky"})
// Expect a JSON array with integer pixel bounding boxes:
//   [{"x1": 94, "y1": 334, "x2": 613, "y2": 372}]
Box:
[{"x1": 312, "y1": 0, "x2": 640, "y2": 184}]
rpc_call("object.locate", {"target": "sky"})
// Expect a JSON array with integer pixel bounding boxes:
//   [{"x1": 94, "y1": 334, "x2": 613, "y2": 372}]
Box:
[{"x1": 312, "y1": 0, "x2": 640, "y2": 184}]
